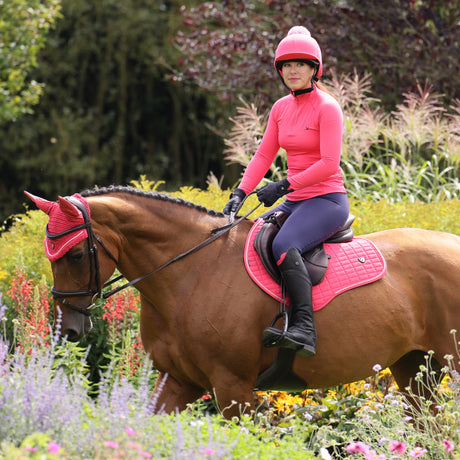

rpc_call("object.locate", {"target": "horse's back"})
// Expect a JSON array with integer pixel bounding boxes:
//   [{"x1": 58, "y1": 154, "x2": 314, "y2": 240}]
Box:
[
  {"x1": 365, "y1": 227, "x2": 460, "y2": 285},
  {"x1": 365, "y1": 227, "x2": 460, "y2": 249}
]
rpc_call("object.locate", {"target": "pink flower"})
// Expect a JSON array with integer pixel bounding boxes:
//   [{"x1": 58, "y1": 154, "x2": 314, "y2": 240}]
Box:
[
  {"x1": 48, "y1": 442, "x2": 61, "y2": 454},
  {"x1": 103, "y1": 440, "x2": 120, "y2": 449},
  {"x1": 24, "y1": 446, "x2": 37, "y2": 452},
  {"x1": 128, "y1": 442, "x2": 141, "y2": 450},
  {"x1": 443, "y1": 439, "x2": 454, "y2": 453},
  {"x1": 125, "y1": 426, "x2": 136, "y2": 436},
  {"x1": 389, "y1": 440, "x2": 407, "y2": 454},
  {"x1": 409, "y1": 447, "x2": 427, "y2": 458},
  {"x1": 138, "y1": 451, "x2": 152, "y2": 458},
  {"x1": 365, "y1": 450, "x2": 386, "y2": 460},
  {"x1": 346, "y1": 442, "x2": 371, "y2": 454},
  {"x1": 204, "y1": 448, "x2": 215, "y2": 454}
]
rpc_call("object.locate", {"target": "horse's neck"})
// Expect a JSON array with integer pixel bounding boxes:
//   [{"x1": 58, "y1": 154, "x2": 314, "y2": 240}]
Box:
[{"x1": 98, "y1": 195, "x2": 217, "y2": 282}]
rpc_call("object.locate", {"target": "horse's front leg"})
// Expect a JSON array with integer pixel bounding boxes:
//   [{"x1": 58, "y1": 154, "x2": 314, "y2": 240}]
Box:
[{"x1": 151, "y1": 371, "x2": 204, "y2": 414}]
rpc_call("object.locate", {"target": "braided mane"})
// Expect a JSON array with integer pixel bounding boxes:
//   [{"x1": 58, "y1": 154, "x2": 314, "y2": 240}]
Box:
[{"x1": 80, "y1": 185, "x2": 224, "y2": 217}]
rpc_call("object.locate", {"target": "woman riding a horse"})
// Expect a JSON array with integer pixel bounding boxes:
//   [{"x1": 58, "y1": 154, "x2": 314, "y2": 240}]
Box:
[{"x1": 224, "y1": 26, "x2": 349, "y2": 357}]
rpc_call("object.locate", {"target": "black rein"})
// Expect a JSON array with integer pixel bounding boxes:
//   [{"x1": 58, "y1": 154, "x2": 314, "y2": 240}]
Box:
[{"x1": 49, "y1": 193, "x2": 260, "y2": 316}]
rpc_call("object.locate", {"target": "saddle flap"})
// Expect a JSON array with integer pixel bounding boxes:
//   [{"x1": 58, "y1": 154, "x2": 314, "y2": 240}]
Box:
[
  {"x1": 303, "y1": 245, "x2": 329, "y2": 285},
  {"x1": 253, "y1": 213, "x2": 285, "y2": 284}
]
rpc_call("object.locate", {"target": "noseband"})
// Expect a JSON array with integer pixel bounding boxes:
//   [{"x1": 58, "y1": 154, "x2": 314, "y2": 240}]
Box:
[{"x1": 47, "y1": 196, "x2": 118, "y2": 316}]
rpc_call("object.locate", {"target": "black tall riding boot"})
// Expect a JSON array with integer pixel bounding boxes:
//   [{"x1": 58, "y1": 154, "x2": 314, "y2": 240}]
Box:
[{"x1": 263, "y1": 247, "x2": 317, "y2": 357}]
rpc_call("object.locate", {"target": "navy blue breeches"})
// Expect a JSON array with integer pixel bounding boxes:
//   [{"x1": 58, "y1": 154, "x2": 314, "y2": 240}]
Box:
[{"x1": 260, "y1": 192, "x2": 350, "y2": 264}]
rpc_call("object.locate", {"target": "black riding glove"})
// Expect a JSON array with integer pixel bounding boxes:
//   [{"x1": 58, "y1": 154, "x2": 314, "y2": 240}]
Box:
[
  {"x1": 257, "y1": 178, "x2": 292, "y2": 207},
  {"x1": 223, "y1": 188, "x2": 246, "y2": 216}
]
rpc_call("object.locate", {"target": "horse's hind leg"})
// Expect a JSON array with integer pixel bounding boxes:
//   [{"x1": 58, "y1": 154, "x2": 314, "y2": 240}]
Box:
[{"x1": 390, "y1": 350, "x2": 443, "y2": 412}]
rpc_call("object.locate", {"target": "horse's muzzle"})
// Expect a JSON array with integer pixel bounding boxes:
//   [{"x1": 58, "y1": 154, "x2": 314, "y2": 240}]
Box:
[{"x1": 56, "y1": 311, "x2": 93, "y2": 342}]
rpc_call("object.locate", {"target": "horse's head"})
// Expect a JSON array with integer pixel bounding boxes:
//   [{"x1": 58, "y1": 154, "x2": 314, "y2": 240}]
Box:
[{"x1": 25, "y1": 191, "x2": 118, "y2": 341}]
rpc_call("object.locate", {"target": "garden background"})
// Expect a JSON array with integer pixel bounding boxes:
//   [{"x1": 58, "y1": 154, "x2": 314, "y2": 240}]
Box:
[{"x1": 1, "y1": 0, "x2": 460, "y2": 458}]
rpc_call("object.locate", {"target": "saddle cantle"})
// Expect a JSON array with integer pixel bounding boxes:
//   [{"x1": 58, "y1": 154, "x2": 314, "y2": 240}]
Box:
[{"x1": 253, "y1": 212, "x2": 355, "y2": 286}]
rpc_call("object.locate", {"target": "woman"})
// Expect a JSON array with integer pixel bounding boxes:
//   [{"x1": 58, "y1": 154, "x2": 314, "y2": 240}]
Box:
[{"x1": 223, "y1": 26, "x2": 349, "y2": 357}]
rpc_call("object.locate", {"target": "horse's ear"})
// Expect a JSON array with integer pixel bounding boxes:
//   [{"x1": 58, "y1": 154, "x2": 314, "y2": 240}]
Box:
[
  {"x1": 58, "y1": 195, "x2": 81, "y2": 218},
  {"x1": 24, "y1": 191, "x2": 58, "y2": 216}
]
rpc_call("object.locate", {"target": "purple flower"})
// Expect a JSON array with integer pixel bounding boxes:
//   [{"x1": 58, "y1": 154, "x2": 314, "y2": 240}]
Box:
[
  {"x1": 365, "y1": 451, "x2": 386, "y2": 460},
  {"x1": 103, "y1": 440, "x2": 120, "y2": 449},
  {"x1": 125, "y1": 426, "x2": 136, "y2": 436}
]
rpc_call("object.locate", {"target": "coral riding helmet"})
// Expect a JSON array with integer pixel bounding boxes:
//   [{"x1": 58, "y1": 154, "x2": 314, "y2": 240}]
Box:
[{"x1": 274, "y1": 26, "x2": 323, "y2": 78}]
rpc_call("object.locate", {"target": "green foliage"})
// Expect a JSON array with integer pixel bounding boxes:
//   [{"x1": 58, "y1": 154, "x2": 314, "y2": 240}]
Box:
[
  {"x1": 1, "y1": 333, "x2": 459, "y2": 458},
  {"x1": 0, "y1": 0, "x2": 61, "y2": 123},
  {"x1": 349, "y1": 198, "x2": 460, "y2": 236},
  {"x1": 0, "y1": 210, "x2": 51, "y2": 294},
  {"x1": 0, "y1": 0, "x2": 226, "y2": 225},
  {"x1": 340, "y1": 349, "x2": 460, "y2": 459}
]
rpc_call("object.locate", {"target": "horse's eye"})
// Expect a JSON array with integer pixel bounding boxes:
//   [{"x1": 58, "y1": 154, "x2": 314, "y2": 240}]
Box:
[{"x1": 69, "y1": 251, "x2": 84, "y2": 263}]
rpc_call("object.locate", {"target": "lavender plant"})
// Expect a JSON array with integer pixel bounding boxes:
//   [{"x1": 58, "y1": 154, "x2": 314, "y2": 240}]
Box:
[{"x1": 0, "y1": 332, "x2": 315, "y2": 459}]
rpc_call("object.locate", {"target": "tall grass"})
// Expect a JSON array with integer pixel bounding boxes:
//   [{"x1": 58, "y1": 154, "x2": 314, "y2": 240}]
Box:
[{"x1": 224, "y1": 73, "x2": 460, "y2": 203}]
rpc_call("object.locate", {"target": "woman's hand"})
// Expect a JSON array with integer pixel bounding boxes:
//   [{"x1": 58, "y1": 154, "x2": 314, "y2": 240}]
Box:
[
  {"x1": 223, "y1": 188, "x2": 246, "y2": 216},
  {"x1": 256, "y1": 178, "x2": 292, "y2": 206}
]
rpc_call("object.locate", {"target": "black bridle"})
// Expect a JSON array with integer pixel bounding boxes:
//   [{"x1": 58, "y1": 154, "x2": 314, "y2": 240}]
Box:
[
  {"x1": 47, "y1": 196, "x2": 118, "y2": 316},
  {"x1": 48, "y1": 194, "x2": 260, "y2": 317}
]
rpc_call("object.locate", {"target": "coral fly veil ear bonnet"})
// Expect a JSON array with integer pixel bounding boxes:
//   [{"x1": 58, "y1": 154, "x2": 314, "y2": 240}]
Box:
[{"x1": 24, "y1": 191, "x2": 91, "y2": 261}]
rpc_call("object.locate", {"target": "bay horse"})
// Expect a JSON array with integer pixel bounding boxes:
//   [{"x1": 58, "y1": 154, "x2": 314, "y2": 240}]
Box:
[{"x1": 26, "y1": 186, "x2": 460, "y2": 418}]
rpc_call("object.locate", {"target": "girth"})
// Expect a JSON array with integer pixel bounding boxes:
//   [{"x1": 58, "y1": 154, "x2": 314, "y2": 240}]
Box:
[{"x1": 253, "y1": 212, "x2": 355, "y2": 286}]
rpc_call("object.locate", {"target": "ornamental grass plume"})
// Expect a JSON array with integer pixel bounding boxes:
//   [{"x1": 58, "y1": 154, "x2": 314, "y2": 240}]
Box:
[{"x1": 223, "y1": 73, "x2": 460, "y2": 203}]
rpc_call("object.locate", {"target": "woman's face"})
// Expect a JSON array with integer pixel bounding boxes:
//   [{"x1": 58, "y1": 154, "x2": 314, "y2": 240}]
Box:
[{"x1": 281, "y1": 61, "x2": 316, "y2": 92}]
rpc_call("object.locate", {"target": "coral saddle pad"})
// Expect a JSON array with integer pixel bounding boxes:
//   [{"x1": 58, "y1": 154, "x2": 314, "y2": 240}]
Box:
[{"x1": 244, "y1": 219, "x2": 387, "y2": 311}]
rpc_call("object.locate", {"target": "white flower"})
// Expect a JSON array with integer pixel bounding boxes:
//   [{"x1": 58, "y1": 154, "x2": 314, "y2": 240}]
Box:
[
  {"x1": 372, "y1": 364, "x2": 382, "y2": 372},
  {"x1": 319, "y1": 447, "x2": 332, "y2": 460}
]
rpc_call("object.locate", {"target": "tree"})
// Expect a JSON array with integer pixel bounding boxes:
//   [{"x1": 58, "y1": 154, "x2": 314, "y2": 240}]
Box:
[
  {"x1": 0, "y1": 0, "x2": 61, "y2": 123},
  {"x1": 0, "y1": 0, "x2": 227, "y2": 225},
  {"x1": 173, "y1": 0, "x2": 460, "y2": 109}
]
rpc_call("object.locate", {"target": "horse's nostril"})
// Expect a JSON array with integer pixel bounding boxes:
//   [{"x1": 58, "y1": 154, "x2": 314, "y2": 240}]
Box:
[{"x1": 63, "y1": 329, "x2": 81, "y2": 342}]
